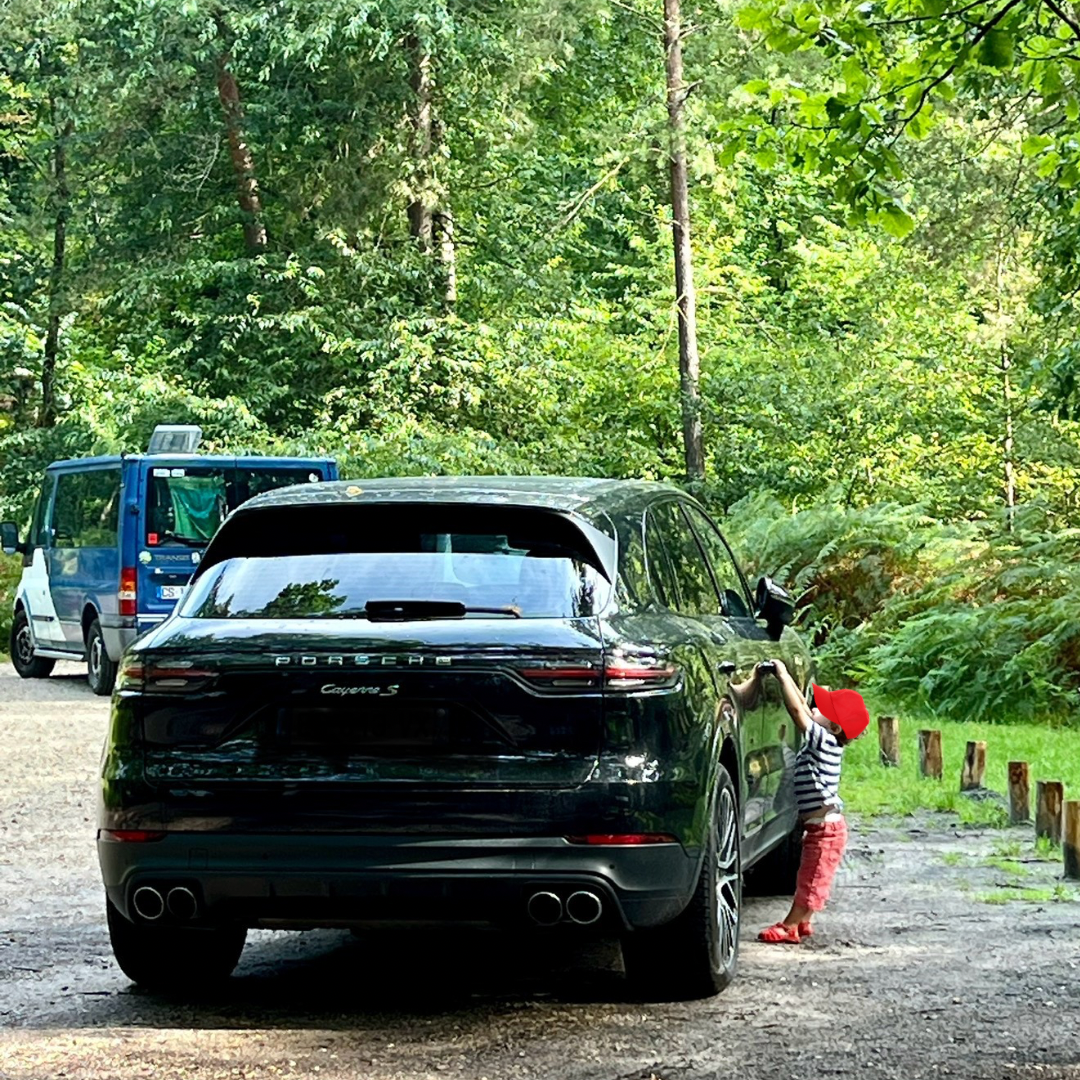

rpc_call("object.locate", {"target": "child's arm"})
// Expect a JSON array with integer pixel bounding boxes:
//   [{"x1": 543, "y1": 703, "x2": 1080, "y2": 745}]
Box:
[{"x1": 761, "y1": 659, "x2": 813, "y2": 734}]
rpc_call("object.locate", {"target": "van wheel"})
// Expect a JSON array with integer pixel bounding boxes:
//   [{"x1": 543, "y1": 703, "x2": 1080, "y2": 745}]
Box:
[
  {"x1": 106, "y1": 898, "x2": 247, "y2": 991},
  {"x1": 86, "y1": 619, "x2": 117, "y2": 696},
  {"x1": 622, "y1": 766, "x2": 741, "y2": 1001},
  {"x1": 10, "y1": 608, "x2": 55, "y2": 679}
]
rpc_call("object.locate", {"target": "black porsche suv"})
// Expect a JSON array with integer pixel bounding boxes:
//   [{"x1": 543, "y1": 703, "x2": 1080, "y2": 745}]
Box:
[{"x1": 98, "y1": 477, "x2": 813, "y2": 1000}]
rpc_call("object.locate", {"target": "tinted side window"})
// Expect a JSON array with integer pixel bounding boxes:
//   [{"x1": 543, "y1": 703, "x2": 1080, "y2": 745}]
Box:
[
  {"x1": 616, "y1": 518, "x2": 655, "y2": 610},
  {"x1": 683, "y1": 505, "x2": 751, "y2": 618},
  {"x1": 644, "y1": 515, "x2": 680, "y2": 610},
  {"x1": 51, "y1": 470, "x2": 120, "y2": 548},
  {"x1": 647, "y1": 502, "x2": 719, "y2": 616}
]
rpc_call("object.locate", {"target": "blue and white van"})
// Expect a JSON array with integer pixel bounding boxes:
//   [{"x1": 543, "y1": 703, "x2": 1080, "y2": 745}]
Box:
[{"x1": 1, "y1": 426, "x2": 338, "y2": 694}]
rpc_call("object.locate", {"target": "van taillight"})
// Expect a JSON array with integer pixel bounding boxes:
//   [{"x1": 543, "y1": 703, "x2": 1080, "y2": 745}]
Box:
[{"x1": 119, "y1": 567, "x2": 137, "y2": 616}]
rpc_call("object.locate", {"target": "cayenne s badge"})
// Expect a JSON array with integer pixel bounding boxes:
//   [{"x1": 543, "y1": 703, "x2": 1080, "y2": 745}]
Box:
[{"x1": 320, "y1": 683, "x2": 399, "y2": 697}]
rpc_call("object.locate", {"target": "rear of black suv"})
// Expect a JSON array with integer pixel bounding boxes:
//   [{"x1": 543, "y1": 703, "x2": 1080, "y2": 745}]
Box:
[{"x1": 98, "y1": 484, "x2": 743, "y2": 999}]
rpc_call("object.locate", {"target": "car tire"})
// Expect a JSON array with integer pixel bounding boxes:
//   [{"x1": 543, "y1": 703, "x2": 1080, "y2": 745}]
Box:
[
  {"x1": 106, "y1": 898, "x2": 247, "y2": 991},
  {"x1": 622, "y1": 765, "x2": 741, "y2": 1001},
  {"x1": 10, "y1": 608, "x2": 55, "y2": 679},
  {"x1": 86, "y1": 619, "x2": 118, "y2": 696},
  {"x1": 745, "y1": 820, "x2": 803, "y2": 896}
]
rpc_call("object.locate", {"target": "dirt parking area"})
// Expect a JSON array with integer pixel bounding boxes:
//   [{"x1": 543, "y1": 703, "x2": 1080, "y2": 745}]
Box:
[{"x1": 1, "y1": 665, "x2": 1079, "y2": 1080}]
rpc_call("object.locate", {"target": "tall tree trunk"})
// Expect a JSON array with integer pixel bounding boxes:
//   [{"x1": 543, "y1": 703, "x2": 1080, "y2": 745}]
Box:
[
  {"x1": 407, "y1": 40, "x2": 434, "y2": 252},
  {"x1": 994, "y1": 248, "x2": 1016, "y2": 532},
  {"x1": 663, "y1": 0, "x2": 705, "y2": 482},
  {"x1": 215, "y1": 19, "x2": 267, "y2": 255},
  {"x1": 434, "y1": 208, "x2": 457, "y2": 305},
  {"x1": 408, "y1": 43, "x2": 456, "y2": 306},
  {"x1": 39, "y1": 117, "x2": 73, "y2": 430},
  {"x1": 1001, "y1": 342, "x2": 1016, "y2": 532}
]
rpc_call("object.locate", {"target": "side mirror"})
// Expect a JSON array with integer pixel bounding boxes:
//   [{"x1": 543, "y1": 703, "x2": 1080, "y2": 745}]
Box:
[
  {"x1": 755, "y1": 576, "x2": 794, "y2": 640},
  {"x1": 1, "y1": 522, "x2": 21, "y2": 557}
]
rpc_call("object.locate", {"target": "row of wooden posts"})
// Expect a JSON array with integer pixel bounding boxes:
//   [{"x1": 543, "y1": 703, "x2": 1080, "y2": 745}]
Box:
[{"x1": 876, "y1": 716, "x2": 1080, "y2": 881}]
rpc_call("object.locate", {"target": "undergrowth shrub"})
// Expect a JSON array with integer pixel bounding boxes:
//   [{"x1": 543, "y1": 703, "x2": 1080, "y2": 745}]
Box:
[{"x1": 723, "y1": 493, "x2": 1080, "y2": 724}]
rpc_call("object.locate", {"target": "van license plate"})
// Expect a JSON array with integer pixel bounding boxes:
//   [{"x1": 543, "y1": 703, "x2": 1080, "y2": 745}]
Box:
[{"x1": 158, "y1": 585, "x2": 186, "y2": 600}]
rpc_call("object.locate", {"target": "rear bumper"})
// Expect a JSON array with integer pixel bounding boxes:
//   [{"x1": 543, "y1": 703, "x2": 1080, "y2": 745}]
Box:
[
  {"x1": 100, "y1": 614, "x2": 138, "y2": 662},
  {"x1": 98, "y1": 833, "x2": 700, "y2": 932}
]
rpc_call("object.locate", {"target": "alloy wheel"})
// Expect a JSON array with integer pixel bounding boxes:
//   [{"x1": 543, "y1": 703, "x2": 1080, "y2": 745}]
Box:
[{"x1": 714, "y1": 785, "x2": 740, "y2": 969}]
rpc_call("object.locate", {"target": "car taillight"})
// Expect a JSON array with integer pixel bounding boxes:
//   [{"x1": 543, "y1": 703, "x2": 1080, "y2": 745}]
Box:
[
  {"x1": 119, "y1": 567, "x2": 137, "y2": 616},
  {"x1": 99, "y1": 829, "x2": 166, "y2": 842},
  {"x1": 116, "y1": 660, "x2": 217, "y2": 693},
  {"x1": 565, "y1": 834, "x2": 679, "y2": 845},
  {"x1": 518, "y1": 662, "x2": 679, "y2": 691}
]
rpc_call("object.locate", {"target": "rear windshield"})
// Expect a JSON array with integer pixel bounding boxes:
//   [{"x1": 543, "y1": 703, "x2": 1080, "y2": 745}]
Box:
[
  {"x1": 180, "y1": 505, "x2": 611, "y2": 620},
  {"x1": 146, "y1": 465, "x2": 325, "y2": 547}
]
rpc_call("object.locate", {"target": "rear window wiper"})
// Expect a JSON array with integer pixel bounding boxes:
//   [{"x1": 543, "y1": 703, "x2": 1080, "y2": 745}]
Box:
[
  {"x1": 364, "y1": 600, "x2": 522, "y2": 621},
  {"x1": 156, "y1": 531, "x2": 209, "y2": 549}
]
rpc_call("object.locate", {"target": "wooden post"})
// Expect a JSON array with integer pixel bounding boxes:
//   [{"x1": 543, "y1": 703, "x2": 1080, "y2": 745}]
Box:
[
  {"x1": 918, "y1": 729, "x2": 943, "y2": 780},
  {"x1": 1036, "y1": 781, "x2": 1064, "y2": 844},
  {"x1": 960, "y1": 740, "x2": 986, "y2": 791},
  {"x1": 1064, "y1": 801, "x2": 1080, "y2": 880},
  {"x1": 1007, "y1": 761, "x2": 1030, "y2": 824},
  {"x1": 878, "y1": 716, "x2": 900, "y2": 767}
]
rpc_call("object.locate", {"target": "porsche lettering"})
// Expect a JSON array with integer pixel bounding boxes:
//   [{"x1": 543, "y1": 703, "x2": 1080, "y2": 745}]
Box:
[{"x1": 271, "y1": 654, "x2": 452, "y2": 667}]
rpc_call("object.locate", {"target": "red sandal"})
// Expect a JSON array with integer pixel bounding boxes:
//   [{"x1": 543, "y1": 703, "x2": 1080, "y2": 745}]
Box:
[
  {"x1": 798, "y1": 922, "x2": 813, "y2": 938},
  {"x1": 757, "y1": 922, "x2": 801, "y2": 944}
]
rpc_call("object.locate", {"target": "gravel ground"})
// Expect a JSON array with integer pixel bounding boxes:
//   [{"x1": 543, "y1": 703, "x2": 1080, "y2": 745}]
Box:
[{"x1": 1, "y1": 664, "x2": 1079, "y2": 1080}]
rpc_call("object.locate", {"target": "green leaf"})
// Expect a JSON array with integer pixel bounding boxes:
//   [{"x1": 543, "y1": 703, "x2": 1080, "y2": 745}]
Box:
[
  {"x1": 735, "y1": 5, "x2": 775, "y2": 31},
  {"x1": 842, "y1": 56, "x2": 868, "y2": 96},
  {"x1": 754, "y1": 147, "x2": 778, "y2": 169},
  {"x1": 1022, "y1": 134, "x2": 1054, "y2": 157},
  {"x1": 1036, "y1": 150, "x2": 1062, "y2": 177},
  {"x1": 975, "y1": 27, "x2": 1014, "y2": 70},
  {"x1": 878, "y1": 204, "x2": 916, "y2": 239}
]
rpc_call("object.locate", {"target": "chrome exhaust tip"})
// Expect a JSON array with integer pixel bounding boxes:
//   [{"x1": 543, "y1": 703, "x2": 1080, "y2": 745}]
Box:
[
  {"x1": 565, "y1": 890, "x2": 603, "y2": 926},
  {"x1": 132, "y1": 885, "x2": 165, "y2": 921},
  {"x1": 526, "y1": 890, "x2": 563, "y2": 926},
  {"x1": 166, "y1": 886, "x2": 198, "y2": 921}
]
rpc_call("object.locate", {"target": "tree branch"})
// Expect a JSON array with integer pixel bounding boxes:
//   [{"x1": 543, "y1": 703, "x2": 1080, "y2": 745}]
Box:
[
  {"x1": 894, "y1": 0, "x2": 1027, "y2": 133},
  {"x1": 556, "y1": 158, "x2": 628, "y2": 230},
  {"x1": 1042, "y1": 0, "x2": 1080, "y2": 39},
  {"x1": 867, "y1": 0, "x2": 999, "y2": 26}
]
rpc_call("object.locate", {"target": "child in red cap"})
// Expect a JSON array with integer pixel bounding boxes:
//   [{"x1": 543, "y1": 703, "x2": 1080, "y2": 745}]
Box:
[{"x1": 757, "y1": 659, "x2": 870, "y2": 944}]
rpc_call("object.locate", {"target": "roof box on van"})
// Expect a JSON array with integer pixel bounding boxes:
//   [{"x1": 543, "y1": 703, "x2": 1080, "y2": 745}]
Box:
[{"x1": 147, "y1": 425, "x2": 202, "y2": 455}]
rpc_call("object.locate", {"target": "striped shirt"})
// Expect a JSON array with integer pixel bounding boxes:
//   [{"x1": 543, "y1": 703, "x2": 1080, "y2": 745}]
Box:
[{"x1": 794, "y1": 722, "x2": 844, "y2": 814}]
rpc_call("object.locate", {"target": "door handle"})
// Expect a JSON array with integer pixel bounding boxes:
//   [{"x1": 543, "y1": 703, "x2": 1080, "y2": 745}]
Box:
[{"x1": 717, "y1": 660, "x2": 736, "y2": 676}]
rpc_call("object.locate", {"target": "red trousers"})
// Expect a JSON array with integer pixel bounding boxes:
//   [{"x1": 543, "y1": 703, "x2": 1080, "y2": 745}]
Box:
[{"x1": 794, "y1": 817, "x2": 848, "y2": 912}]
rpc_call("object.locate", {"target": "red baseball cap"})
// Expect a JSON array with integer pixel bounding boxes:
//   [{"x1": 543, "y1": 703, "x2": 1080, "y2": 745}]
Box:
[{"x1": 812, "y1": 685, "x2": 870, "y2": 740}]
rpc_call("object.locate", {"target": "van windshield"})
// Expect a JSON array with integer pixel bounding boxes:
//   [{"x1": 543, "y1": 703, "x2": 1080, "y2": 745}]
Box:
[{"x1": 146, "y1": 465, "x2": 324, "y2": 547}]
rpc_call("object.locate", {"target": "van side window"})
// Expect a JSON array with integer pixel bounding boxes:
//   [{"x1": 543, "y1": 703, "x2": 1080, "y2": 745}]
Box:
[
  {"x1": 52, "y1": 470, "x2": 121, "y2": 548},
  {"x1": 28, "y1": 483, "x2": 51, "y2": 547}
]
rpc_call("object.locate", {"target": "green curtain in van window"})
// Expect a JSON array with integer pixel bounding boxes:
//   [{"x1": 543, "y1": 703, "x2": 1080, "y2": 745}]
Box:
[{"x1": 169, "y1": 478, "x2": 224, "y2": 541}]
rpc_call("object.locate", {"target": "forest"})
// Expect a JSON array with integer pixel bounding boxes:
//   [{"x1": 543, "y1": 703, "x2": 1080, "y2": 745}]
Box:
[{"x1": 3, "y1": 0, "x2": 1080, "y2": 723}]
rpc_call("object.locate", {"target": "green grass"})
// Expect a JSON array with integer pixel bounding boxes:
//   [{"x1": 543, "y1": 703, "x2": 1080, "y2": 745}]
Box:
[
  {"x1": 841, "y1": 707, "x2": 1080, "y2": 825},
  {"x1": 975, "y1": 884, "x2": 1080, "y2": 905},
  {"x1": 984, "y1": 857, "x2": 1030, "y2": 875}
]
